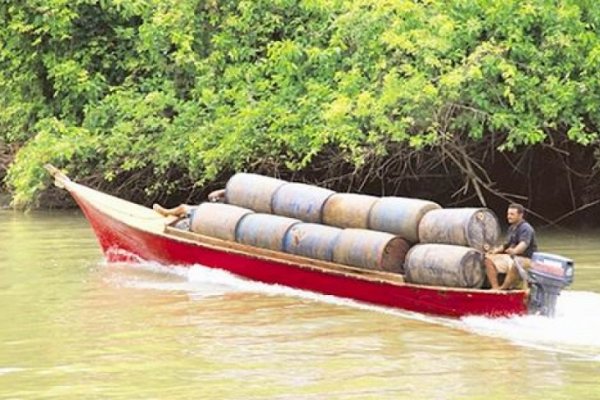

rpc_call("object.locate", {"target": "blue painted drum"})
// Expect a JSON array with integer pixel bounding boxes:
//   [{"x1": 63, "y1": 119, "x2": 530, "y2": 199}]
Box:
[
  {"x1": 404, "y1": 244, "x2": 486, "y2": 288},
  {"x1": 235, "y1": 213, "x2": 301, "y2": 251},
  {"x1": 225, "y1": 173, "x2": 286, "y2": 213},
  {"x1": 271, "y1": 183, "x2": 336, "y2": 223},
  {"x1": 190, "y1": 203, "x2": 254, "y2": 241},
  {"x1": 368, "y1": 197, "x2": 441, "y2": 243},
  {"x1": 418, "y1": 208, "x2": 500, "y2": 252},
  {"x1": 282, "y1": 223, "x2": 342, "y2": 262},
  {"x1": 332, "y1": 229, "x2": 410, "y2": 273}
]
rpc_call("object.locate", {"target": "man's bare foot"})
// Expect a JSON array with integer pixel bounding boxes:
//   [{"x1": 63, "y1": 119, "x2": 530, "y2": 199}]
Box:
[
  {"x1": 153, "y1": 203, "x2": 190, "y2": 218},
  {"x1": 153, "y1": 203, "x2": 169, "y2": 217}
]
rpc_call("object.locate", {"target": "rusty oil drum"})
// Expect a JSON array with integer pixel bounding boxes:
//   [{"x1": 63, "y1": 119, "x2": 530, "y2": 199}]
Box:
[
  {"x1": 322, "y1": 193, "x2": 378, "y2": 229},
  {"x1": 417, "y1": 208, "x2": 500, "y2": 252},
  {"x1": 225, "y1": 173, "x2": 286, "y2": 213},
  {"x1": 404, "y1": 243, "x2": 486, "y2": 288},
  {"x1": 190, "y1": 203, "x2": 254, "y2": 241},
  {"x1": 272, "y1": 183, "x2": 335, "y2": 223},
  {"x1": 368, "y1": 197, "x2": 441, "y2": 243},
  {"x1": 282, "y1": 223, "x2": 342, "y2": 262},
  {"x1": 332, "y1": 229, "x2": 410, "y2": 273},
  {"x1": 235, "y1": 213, "x2": 301, "y2": 251}
]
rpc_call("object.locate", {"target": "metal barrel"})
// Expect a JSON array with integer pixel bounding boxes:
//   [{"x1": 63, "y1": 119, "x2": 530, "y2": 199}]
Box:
[
  {"x1": 332, "y1": 229, "x2": 410, "y2": 273},
  {"x1": 235, "y1": 214, "x2": 301, "y2": 251},
  {"x1": 322, "y1": 193, "x2": 379, "y2": 229},
  {"x1": 225, "y1": 173, "x2": 287, "y2": 213},
  {"x1": 417, "y1": 208, "x2": 500, "y2": 252},
  {"x1": 404, "y1": 244, "x2": 486, "y2": 288},
  {"x1": 190, "y1": 203, "x2": 254, "y2": 241},
  {"x1": 368, "y1": 197, "x2": 441, "y2": 243},
  {"x1": 282, "y1": 223, "x2": 342, "y2": 262},
  {"x1": 272, "y1": 183, "x2": 336, "y2": 223}
]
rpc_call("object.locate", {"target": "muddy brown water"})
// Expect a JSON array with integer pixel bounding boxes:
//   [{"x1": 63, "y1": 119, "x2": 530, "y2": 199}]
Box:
[{"x1": 1, "y1": 210, "x2": 599, "y2": 399}]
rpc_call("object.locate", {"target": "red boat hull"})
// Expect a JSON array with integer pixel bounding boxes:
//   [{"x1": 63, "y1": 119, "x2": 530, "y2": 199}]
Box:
[{"x1": 69, "y1": 187, "x2": 528, "y2": 318}]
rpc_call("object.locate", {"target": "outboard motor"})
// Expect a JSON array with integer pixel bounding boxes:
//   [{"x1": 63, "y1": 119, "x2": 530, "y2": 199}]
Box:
[{"x1": 525, "y1": 252, "x2": 574, "y2": 317}]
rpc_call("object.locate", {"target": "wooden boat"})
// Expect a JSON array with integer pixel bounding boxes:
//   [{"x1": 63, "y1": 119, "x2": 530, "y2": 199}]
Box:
[{"x1": 46, "y1": 165, "x2": 530, "y2": 318}]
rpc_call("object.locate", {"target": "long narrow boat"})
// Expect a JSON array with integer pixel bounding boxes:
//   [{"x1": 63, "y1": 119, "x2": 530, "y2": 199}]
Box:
[{"x1": 46, "y1": 166, "x2": 530, "y2": 318}]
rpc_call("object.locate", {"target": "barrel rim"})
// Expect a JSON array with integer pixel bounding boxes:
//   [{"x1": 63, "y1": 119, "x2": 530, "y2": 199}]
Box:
[
  {"x1": 333, "y1": 228, "x2": 407, "y2": 272},
  {"x1": 196, "y1": 201, "x2": 255, "y2": 213},
  {"x1": 322, "y1": 193, "x2": 379, "y2": 228},
  {"x1": 373, "y1": 196, "x2": 441, "y2": 206},
  {"x1": 458, "y1": 248, "x2": 485, "y2": 288},
  {"x1": 283, "y1": 222, "x2": 343, "y2": 261},
  {"x1": 412, "y1": 202, "x2": 443, "y2": 243},
  {"x1": 224, "y1": 172, "x2": 286, "y2": 210},
  {"x1": 379, "y1": 236, "x2": 410, "y2": 273},
  {"x1": 405, "y1": 243, "x2": 485, "y2": 288},
  {"x1": 280, "y1": 220, "x2": 302, "y2": 252},
  {"x1": 271, "y1": 182, "x2": 336, "y2": 223},
  {"x1": 193, "y1": 203, "x2": 256, "y2": 241},
  {"x1": 464, "y1": 208, "x2": 500, "y2": 252},
  {"x1": 270, "y1": 181, "x2": 285, "y2": 216},
  {"x1": 235, "y1": 213, "x2": 302, "y2": 250}
]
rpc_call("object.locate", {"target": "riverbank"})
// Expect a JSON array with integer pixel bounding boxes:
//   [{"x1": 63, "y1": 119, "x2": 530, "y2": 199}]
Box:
[{"x1": 3, "y1": 171, "x2": 600, "y2": 228}]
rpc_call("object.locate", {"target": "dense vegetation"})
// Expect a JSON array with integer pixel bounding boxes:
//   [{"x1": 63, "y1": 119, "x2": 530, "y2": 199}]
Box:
[{"x1": 1, "y1": 0, "x2": 599, "y2": 225}]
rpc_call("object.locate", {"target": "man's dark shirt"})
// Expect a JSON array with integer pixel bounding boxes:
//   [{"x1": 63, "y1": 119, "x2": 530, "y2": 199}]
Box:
[{"x1": 505, "y1": 220, "x2": 537, "y2": 258}]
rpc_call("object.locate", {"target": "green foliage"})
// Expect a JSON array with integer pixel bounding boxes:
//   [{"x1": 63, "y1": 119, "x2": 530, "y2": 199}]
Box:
[
  {"x1": 2, "y1": 0, "x2": 600, "y2": 206},
  {"x1": 7, "y1": 117, "x2": 98, "y2": 206}
]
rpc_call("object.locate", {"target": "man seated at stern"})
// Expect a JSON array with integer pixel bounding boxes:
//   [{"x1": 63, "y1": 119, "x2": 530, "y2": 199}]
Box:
[{"x1": 485, "y1": 203, "x2": 538, "y2": 290}]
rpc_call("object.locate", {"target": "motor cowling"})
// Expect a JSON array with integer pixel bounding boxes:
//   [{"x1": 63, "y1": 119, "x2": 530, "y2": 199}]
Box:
[{"x1": 527, "y1": 252, "x2": 574, "y2": 317}]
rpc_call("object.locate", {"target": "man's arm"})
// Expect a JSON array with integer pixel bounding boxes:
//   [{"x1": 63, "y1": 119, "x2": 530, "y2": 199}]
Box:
[
  {"x1": 506, "y1": 241, "x2": 527, "y2": 255},
  {"x1": 487, "y1": 241, "x2": 509, "y2": 254}
]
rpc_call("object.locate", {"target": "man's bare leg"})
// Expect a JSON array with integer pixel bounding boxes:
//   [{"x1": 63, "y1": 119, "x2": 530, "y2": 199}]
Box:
[
  {"x1": 484, "y1": 258, "x2": 501, "y2": 290},
  {"x1": 153, "y1": 203, "x2": 190, "y2": 218},
  {"x1": 499, "y1": 267, "x2": 520, "y2": 290}
]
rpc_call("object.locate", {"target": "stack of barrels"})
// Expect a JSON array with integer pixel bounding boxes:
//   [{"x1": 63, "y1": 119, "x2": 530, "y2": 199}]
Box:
[{"x1": 189, "y1": 173, "x2": 500, "y2": 288}]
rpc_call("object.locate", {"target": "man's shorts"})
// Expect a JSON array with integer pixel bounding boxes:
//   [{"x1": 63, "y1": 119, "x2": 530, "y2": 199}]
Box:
[
  {"x1": 486, "y1": 254, "x2": 531, "y2": 273},
  {"x1": 174, "y1": 207, "x2": 197, "y2": 231}
]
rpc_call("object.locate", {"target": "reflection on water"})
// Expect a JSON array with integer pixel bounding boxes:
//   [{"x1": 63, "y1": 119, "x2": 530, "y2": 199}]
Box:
[{"x1": 1, "y1": 210, "x2": 600, "y2": 399}]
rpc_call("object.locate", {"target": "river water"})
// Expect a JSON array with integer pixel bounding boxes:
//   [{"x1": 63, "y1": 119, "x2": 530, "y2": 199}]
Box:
[{"x1": 1, "y1": 210, "x2": 599, "y2": 399}]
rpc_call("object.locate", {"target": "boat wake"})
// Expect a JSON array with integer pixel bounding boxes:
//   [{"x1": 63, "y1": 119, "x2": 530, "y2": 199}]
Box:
[
  {"x1": 459, "y1": 290, "x2": 600, "y2": 361},
  {"x1": 101, "y1": 258, "x2": 447, "y2": 325},
  {"x1": 101, "y1": 258, "x2": 600, "y2": 361},
  {"x1": 0, "y1": 368, "x2": 25, "y2": 376}
]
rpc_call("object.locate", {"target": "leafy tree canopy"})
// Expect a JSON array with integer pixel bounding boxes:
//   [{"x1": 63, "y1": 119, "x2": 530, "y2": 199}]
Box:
[{"x1": 1, "y1": 0, "x2": 599, "y2": 210}]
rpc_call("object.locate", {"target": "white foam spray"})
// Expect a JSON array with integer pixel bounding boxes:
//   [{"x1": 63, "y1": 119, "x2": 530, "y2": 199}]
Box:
[
  {"x1": 459, "y1": 290, "x2": 600, "y2": 360},
  {"x1": 0, "y1": 368, "x2": 25, "y2": 376},
  {"x1": 101, "y1": 257, "x2": 600, "y2": 361}
]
